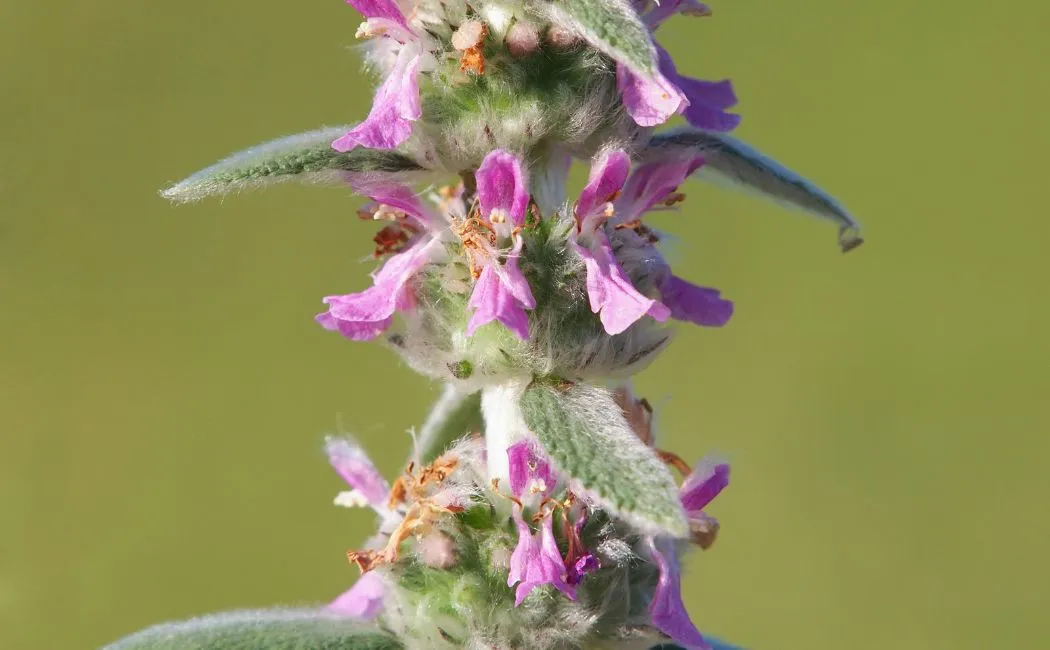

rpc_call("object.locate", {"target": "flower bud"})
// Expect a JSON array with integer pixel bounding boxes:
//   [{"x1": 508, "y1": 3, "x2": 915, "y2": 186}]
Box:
[{"x1": 505, "y1": 20, "x2": 540, "y2": 58}]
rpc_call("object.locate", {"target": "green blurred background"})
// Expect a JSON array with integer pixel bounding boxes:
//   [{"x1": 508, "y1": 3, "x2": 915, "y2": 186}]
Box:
[{"x1": 2, "y1": 1, "x2": 1047, "y2": 648}]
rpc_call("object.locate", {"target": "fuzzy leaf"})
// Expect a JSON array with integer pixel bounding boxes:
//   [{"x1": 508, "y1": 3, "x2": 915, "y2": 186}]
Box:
[
  {"x1": 161, "y1": 127, "x2": 424, "y2": 203},
  {"x1": 101, "y1": 608, "x2": 402, "y2": 650},
  {"x1": 539, "y1": 0, "x2": 658, "y2": 76},
  {"x1": 644, "y1": 128, "x2": 863, "y2": 252},
  {"x1": 415, "y1": 385, "x2": 484, "y2": 463},
  {"x1": 520, "y1": 382, "x2": 687, "y2": 537}
]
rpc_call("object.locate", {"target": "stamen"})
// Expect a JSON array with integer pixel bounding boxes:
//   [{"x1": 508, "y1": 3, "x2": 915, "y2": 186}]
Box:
[{"x1": 656, "y1": 449, "x2": 692, "y2": 477}]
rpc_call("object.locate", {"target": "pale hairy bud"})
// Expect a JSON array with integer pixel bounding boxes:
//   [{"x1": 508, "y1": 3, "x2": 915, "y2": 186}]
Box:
[
  {"x1": 505, "y1": 20, "x2": 540, "y2": 58},
  {"x1": 451, "y1": 19, "x2": 488, "y2": 51},
  {"x1": 545, "y1": 25, "x2": 579, "y2": 49}
]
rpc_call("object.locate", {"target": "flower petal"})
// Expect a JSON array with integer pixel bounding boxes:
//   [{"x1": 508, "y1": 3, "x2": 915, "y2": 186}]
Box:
[
  {"x1": 617, "y1": 63, "x2": 687, "y2": 128},
  {"x1": 317, "y1": 238, "x2": 437, "y2": 340},
  {"x1": 660, "y1": 275, "x2": 734, "y2": 328},
  {"x1": 510, "y1": 512, "x2": 576, "y2": 605},
  {"x1": 576, "y1": 149, "x2": 631, "y2": 229},
  {"x1": 345, "y1": 0, "x2": 410, "y2": 31},
  {"x1": 572, "y1": 234, "x2": 670, "y2": 335},
  {"x1": 346, "y1": 178, "x2": 436, "y2": 229},
  {"x1": 618, "y1": 153, "x2": 705, "y2": 217},
  {"x1": 648, "y1": 538, "x2": 710, "y2": 650},
  {"x1": 332, "y1": 47, "x2": 422, "y2": 151},
  {"x1": 476, "y1": 150, "x2": 530, "y2": 227},
  {"x1": 328, "y1": 571, "x2": 386, "y2": 619},
  {"x1": 657, "y1": 45, "x2": 740, "y2": 133},
  {"x1": 680, "y1": 458, "x2": 730, "y2": 513},
  {"x1": 466, "y1": 248, "x2": 535, "y2": 340},
  {"x1": 507, "y1": 440, "x2": 554, "y2": 500},
  {"x1": 325, "y1": 438, "x2": 391, "y2": 511},
  {"x1": 643, "y1": 0, "x2": 711, "y2": 31}
]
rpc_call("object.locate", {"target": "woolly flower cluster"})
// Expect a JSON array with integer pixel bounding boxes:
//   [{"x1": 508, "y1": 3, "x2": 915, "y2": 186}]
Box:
[
  {"x1": 316, "y1": 147, "x2": 732, "y2": 385},
  {"x1": 136, "y1": 0, "x2": 861, "y2": 648},
  {"x1": 325, "y1": 387, "x2": 730, "y2": 649}
]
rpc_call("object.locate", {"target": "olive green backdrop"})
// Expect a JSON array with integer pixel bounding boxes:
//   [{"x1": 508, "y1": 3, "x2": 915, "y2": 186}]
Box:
[{"x1": 2, "y1": 2, "x2": 1047, "y2": 649}]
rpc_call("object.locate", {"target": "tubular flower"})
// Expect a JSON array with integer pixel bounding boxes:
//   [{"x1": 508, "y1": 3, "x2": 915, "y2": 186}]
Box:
[
  {"x1": 572, "y1": 149, "x2": 671, "y2": 335},
  {"x1": 466, "y1": 151, "x2": 537, "y2": 340},
  {"x1": 505, "y1": 440, "x2": 576, "y2": 604}
]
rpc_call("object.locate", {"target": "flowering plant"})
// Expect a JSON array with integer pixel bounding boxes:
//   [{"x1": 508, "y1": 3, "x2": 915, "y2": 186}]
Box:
[{"x1": 107, "y1": 1, "x2": 858, "y2": 649}]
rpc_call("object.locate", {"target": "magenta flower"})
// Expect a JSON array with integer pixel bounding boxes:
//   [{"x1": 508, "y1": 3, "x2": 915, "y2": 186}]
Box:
[
  {"x1": 656, "y1": 46, "x2": 740, "y2": 133},
  {"x1": 617, "y1": 64, "x2": 688, "y2": 128},
  {"x1": 573, "y1": 149, "x2": 671, "y2": 335},
  {"x1": 643, "y1": 458, "x2": 729, "y2": 647},
  {"x1": 328, "y1": 571, "x2": 386, "y2": 619},
  {"x1": 315, "y1": 178, "x2": 442, "y2": 341},
  {"x1": 633, "y1": 0, "x2": 741, "y2": 132},
  {"x1": 332, "y1": 44, "x2": 422, "y2": 152},
  {"x1": 325, "y1": 437, "x2": 391, "y2": 514},
  {"x1": 680, "y1": 457, "x2": 730, "y2": 546},
  {"x1": 647, "y1": 538, "x2": 711, "y2": 650},
  {"x1": 505, "y1": 441, "x2": 576, "y2": 604},
  {"x1": 332, "y1": 1, "x2": 421, "y2": 152},
  {"x1": 659, "y1": 275, "x2": 734, "y2": 328},
  {"x1": 611, "y1": 154, "x2": 735, "y2": 329},
  {"x1": 465, "y1": 151, "x2": 537, "y2": 340}
]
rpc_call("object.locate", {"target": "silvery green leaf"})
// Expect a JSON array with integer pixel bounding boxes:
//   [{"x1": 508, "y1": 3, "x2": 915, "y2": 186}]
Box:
[
  {"x1": 537, "y1": 0, "x2": 658, "y2": 76},
  {"x1": 644, "y1": 128, "x2": 863, "y2": 252},
  {"x1": 161, "y1": 127, "x2": 424, "y2": 203},
  {"x1": 101, "y1": 608, "x2": 402, "y2": 650},
  {"x1": 520, "y1": 382, "x2": 688, "y2": 537},
  {"x1": 415, "y1": 385, "x2": 483, "y2": 463}
]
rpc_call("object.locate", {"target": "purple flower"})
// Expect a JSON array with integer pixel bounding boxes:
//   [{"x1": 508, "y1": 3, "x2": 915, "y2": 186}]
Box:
[
  {"x1": 508, "y1": 510, "x2": 576, "y2": 605},
  {"x1": 641, "y1": 0, "x2": 712, "y2": 32},
  {"x1": 505, "y1": 441, "x2": 578, "y2": 604},
  {"x1": 328, "y1": 571, "x2": 386, "y2": 618},
  {"x1": 332, "y1": 44, "x2": 423, "y2": 151},
  {"x1": 317, "y1": 236, "x2": 440, "y2": 341},
  {"x1": 647, "y1": 538, "x2": 711, "y2": 650},
  {"x1": 564, "y1": 511, "x2": 600, "y2": 586},
  {"x1": 680, "y1": 457, "x2": 729, "y2": 548},
  {"x1": 656, "y1": 46, "x2": 740, "y2": 133},
  {"x1": 507, "y1": 440, "x2": 554, "y2": 502},
  {"x1": 604, "y1": 153, "x2": 735, "y2": 330},
  {"x1": 643, "y1": 458, "x2": 729, "y2": 643},
  {"x1": 465, "y1": 151, "x2": 537, "y2": 340},
  {"x1": 617, "y1": 64, "x2": 688, "y2": 128},
  {"x1": 573, "y1": 149, "x2": 671, "y2": 335},
  {"x1": 344, "y1": 0, "x2": 411, "y2": 32},
  {"x1": 659, "y1": 275, "x2": 733, "y2": 328},
  {"x1": 325, "y1": 438, "x2": 391, "y2": 513},
  {"x1": 316, "y1": 178, "x2": 441, "y2": 341}
]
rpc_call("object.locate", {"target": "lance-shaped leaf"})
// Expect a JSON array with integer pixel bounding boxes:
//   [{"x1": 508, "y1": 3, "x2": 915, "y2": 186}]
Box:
[
  {"x1": 520, "y1": 382, "x2": 688, "y2": 537},
  {"x1": 538, "y1": 0, "x2": 658, "y2": 77},
  {"x1": 101, "y1": 608, "x2": 403, "y2": 650},
  {"x1": 161, "y1": 126, "x2": 425, "y2": 203},
  {"x1": 644, "y1": 128, "x2": 863, "y2": 252},
  {"x1": 415, "y1": 385, "x2": 484, "y2": 464}
]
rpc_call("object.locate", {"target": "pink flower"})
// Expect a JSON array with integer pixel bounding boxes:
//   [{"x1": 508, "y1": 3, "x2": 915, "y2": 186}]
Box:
[
  {"x1": 328, "y1": 571, "x2": 386, "y2": 619},
  {"x1": 573, "y1": 149, "x2": 670, "y2": 335},
  {"x1": 325, "y1": 438, "x2": 391, "y2": 514},
  {"x1": 647, "y1": 538, "x2": 711, "y2": 650},
  {"x1": 505, "y1": 441, "x2": 577, "y2": 604},
  {"x1": 332, "y1": 44, "x2": 423, "y2": 151},
  {"x1": 315, "y1": 178, "x2": 441, "y2": 341},
  {"x1": 617, "y1": 64, "x2": 688, "y2": 128},
  {"x1": 656, "y1": 46, "x2": 740, "y2": 133},
  {"x1": 465, "y1": 151, "x2": 537, "y2": 340}
]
